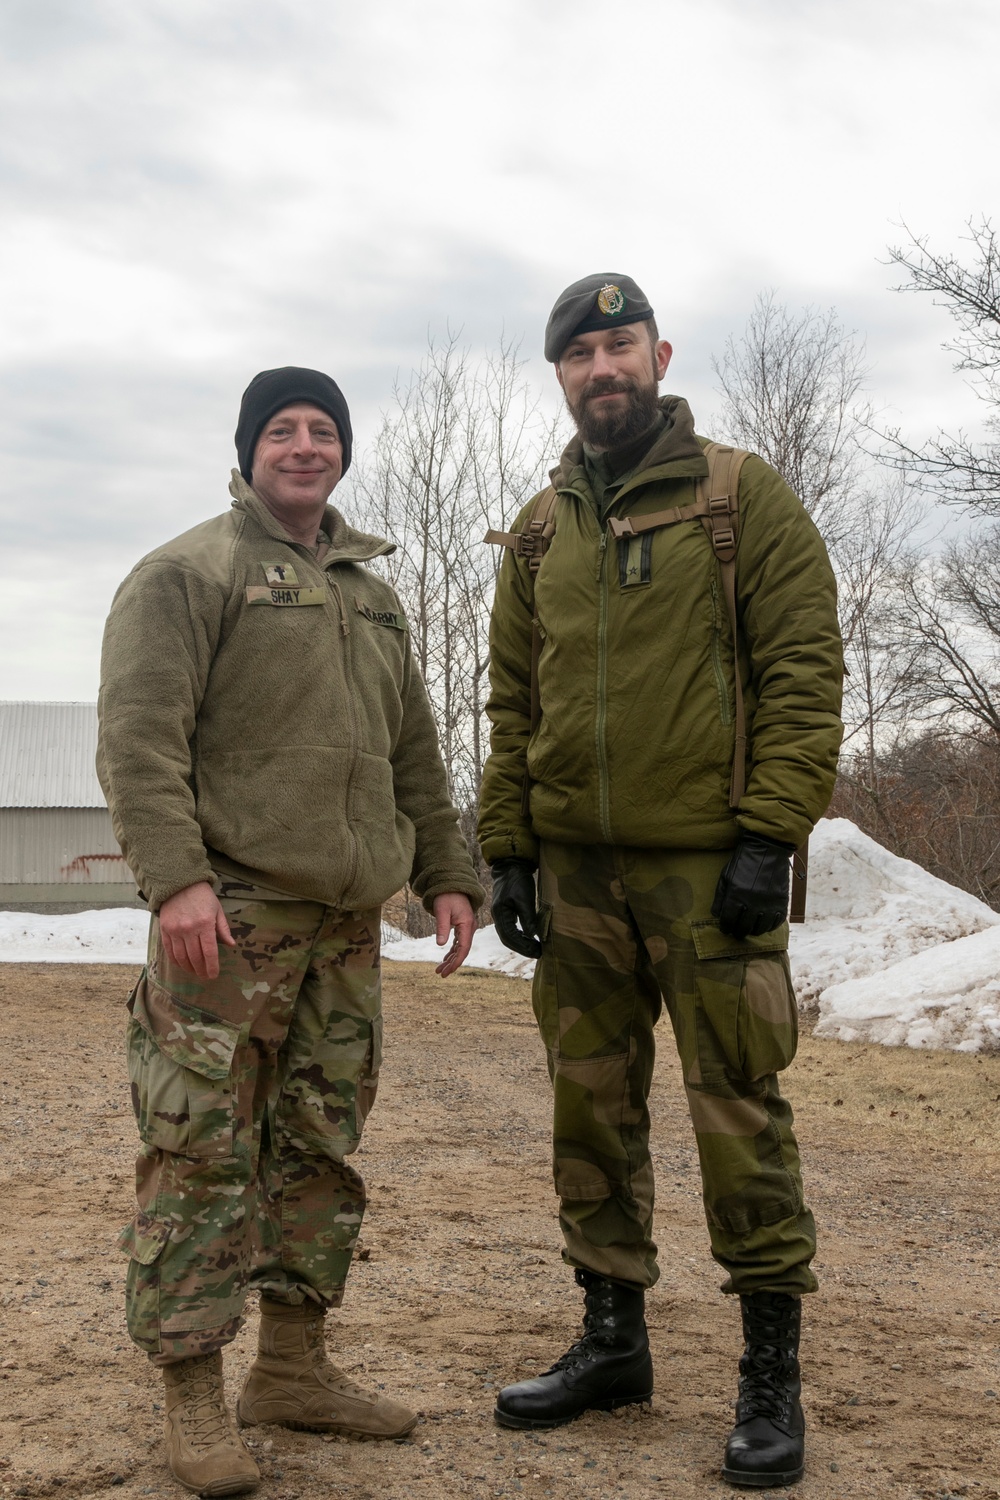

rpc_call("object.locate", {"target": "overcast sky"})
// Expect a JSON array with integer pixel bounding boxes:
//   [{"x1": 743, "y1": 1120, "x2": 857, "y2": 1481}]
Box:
[{"x1": 2, "y1": 0, "x2": 998, "y2": 699}]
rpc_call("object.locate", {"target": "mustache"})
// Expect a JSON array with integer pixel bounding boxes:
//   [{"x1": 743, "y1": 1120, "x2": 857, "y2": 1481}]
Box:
[{"x1": 579, "y1": 377, "x2": 638, "y2": 401}]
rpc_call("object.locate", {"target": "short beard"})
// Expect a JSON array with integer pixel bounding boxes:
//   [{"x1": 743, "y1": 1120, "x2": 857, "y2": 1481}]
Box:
[{"x1": 567, "y1": 373, "x2": 660, "y2": 451}]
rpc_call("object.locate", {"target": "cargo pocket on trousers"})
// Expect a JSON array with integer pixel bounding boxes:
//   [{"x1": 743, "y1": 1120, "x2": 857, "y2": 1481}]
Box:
[
  {"x1": 117, "y1": 1210, "x2": 171, "y2": 1265},
  {"x1": 126, "y1": 974, "x2": 242, "y2": 1158},
  {"x1": 550, "y1": 1051, "x2": 629, "y2": 1202},
  {"x1": 689, "y1": 923, "x2": 795, "y2": 1088},
  {"x1": 739, "y1": 952, "x2": 798, "y2": 1080},
  {"x1": 355, "y1": 1013, "x2": 383, "y2": 1134}
]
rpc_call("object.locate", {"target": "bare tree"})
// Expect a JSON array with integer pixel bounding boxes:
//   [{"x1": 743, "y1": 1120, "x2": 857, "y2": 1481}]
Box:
[
  {"x1": 832, "y1": 518, "x2": 1000, "y2": 909},
  {"x1": 831, "y1": 729, "x2": 1000, "y2": 907},
  {"x1": 880, "y1": 218, "x2": 1000, "y2": 512},
  {"x1": 712, "y1": 292, "x2": 920, "y2": 763},
  {"x1": 837, "y1": 475, "x2": 924, "y2": 770},
  {"x1": 894, "y1": 524, "x2": 1000, "y2": 737},
  {"x1": 347, "y1": 331, "x2": 557, "y2": 928},
  {"x1": 712, "y1": 291, "x2": 871, "y2": 550}
]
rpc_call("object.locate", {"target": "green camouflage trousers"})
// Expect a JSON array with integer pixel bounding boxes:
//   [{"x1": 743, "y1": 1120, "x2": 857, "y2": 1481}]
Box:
[
  {"x1": 118, "y1": 899, "x2": 382, "y2": 1364},
  {"x1": 534, "y1": 843, "x2": 816, "y2": 1296}
]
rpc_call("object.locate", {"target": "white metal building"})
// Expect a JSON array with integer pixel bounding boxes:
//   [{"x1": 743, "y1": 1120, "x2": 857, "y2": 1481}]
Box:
[{"x1": 0, "y1": 702, "x2": 140, "y2": 910}]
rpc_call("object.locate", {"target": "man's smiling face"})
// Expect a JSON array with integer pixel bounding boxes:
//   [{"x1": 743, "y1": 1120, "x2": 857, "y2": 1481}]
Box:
[
  {"x1": 250, "y1": 403, "x2": 343, "y2": 520},
  {"x1": 557, "y1": 324, "x2": 672, "y2": 451}
]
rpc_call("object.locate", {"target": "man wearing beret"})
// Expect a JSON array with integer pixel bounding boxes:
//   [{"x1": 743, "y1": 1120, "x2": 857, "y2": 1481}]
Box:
[
  {"x1": 478, "y1": 277, "x2": 842, "y2": 1487},
  {"x1": 99, "y1": 366, "x2": 483, "y2": 1494}
]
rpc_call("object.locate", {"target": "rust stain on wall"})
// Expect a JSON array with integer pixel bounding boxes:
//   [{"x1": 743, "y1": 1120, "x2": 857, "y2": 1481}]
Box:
[{"x1": 61, "y1": 853, "x2": 130, "y2": 878}]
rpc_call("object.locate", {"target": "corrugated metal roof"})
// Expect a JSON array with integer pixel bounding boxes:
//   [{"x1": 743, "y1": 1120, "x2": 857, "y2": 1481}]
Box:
[{"x1": 0, "y1": 702, "x2": 106, "y2": 808}]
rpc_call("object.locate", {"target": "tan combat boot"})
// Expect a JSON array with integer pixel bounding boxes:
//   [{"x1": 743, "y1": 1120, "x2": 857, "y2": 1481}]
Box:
[
  {"x1": 162, "y1": 1352, "x2": 260, "y2": 1496},
  {"x1": 237, "y1": 1297, "x2": 417, "y2": 1438}
]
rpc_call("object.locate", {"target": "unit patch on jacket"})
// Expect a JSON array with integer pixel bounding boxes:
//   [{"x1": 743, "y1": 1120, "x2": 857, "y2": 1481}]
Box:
[
  {"x1": 355, "y1": 599, "x2": 406, "y2": 631},
  {"x1": 245, "y1": 585, "x2": 326, "y2": 606},
  {"x1": 262, "y1": 562, "x2": 300, "y2": 586}
]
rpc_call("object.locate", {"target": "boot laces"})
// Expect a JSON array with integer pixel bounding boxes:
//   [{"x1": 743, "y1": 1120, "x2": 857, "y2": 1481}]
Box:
[
  {"x1": 300, "y1": 1321, "x2": 369, "y2": 1398},
  {"x1": 546, "y1": 1282, "x2": 616, "y2": 1374},
  {"x1": 174, "y1": 1362, "x2": 231, "y2": 1449},
  {"x1": 736, "y1": 1343, "x2": 796, "y2": 1423}
]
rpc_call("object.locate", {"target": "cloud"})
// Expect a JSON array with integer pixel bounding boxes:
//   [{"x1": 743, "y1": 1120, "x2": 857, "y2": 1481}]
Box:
[{"x1": 1, "y1": 0, "x2": 999, "y2": 695}]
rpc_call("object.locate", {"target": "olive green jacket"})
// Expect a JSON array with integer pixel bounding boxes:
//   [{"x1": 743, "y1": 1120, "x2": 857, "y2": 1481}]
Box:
[
  {"x1": 477, "y1": 397, "x2": 843, "y2": 864},
  {"x1": 98, "y1": 472, "x2": 484, "y2": 914}
]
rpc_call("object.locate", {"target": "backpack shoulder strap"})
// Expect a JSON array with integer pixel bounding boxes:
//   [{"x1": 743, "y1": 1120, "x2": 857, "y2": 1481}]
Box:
[
  {"x1": 697, "y1": 442, "x2": 750, "y2": 808},
  {"x1": 697, "y1": 443, "x2": 809, "y2": 917},
  {"x1": 485, "y1": 486, "x2": 558, "y2": 578},
  {"x1": 605, "y1": 443, "x2": 748, "y2": 544}
]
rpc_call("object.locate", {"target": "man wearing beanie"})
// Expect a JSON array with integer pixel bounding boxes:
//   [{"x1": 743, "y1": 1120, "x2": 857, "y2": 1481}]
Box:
[
  {"x1": 478, "y1": 278, "x2": 843, "y2": 1487},
  {"x1": 98, "y1": 366, "x2": 484, "y2": 1494}
]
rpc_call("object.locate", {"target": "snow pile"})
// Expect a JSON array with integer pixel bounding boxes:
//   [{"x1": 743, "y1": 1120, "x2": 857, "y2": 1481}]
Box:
[
  {"x1": 0, "y1": 909, "x2": 535, "y2": 977},
  {"x1": 814, "y1": 924, "x2": 1000, "y2": 1052},
  {"x1": 382, "y1": 921, "x2": 535, "y2": 980},
  {"x1": 788, "y1": 818, "x2": 1000, "y2": 1007},
  {"x1": 0, "y1": 907, "x2": 149, "y2": 964}
]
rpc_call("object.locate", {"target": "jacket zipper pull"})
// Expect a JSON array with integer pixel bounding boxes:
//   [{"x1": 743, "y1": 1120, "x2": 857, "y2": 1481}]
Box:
[{"x1": 595, "y1": 529, "x2": 608, "y2": 582}]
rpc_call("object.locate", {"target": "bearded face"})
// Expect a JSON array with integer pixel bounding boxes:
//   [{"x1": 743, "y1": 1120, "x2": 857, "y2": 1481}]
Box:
[{"x1": 564, "y1": 362, "x2": 660, "y2": 450}]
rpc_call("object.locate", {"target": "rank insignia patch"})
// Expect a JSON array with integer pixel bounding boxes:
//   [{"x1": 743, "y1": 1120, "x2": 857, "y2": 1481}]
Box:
[
  {"x1": 263, "y1": 562, "x2": 299, "y2": 587},
  {"x1": 597, "y1": 283, "x2": 626, "y2": 317}
]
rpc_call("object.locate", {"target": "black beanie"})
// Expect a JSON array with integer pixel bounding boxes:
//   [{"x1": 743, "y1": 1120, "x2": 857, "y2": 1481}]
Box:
[{"x1": 235, "y1": 366, "x2": 353, "y2": 482}]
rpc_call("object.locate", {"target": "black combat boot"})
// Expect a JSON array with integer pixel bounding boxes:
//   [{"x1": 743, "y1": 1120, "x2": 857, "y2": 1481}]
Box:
[
  {"x1": 722, "y1": 1291, "x2": 805, "y2": 1488},
  {"x1": 494, "y1": 1268, "x2": 653, "y2": 1430}
]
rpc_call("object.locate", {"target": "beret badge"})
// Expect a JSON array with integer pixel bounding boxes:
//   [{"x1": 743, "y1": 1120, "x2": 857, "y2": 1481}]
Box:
[{"x1": 596, "y1": 283, "x2": 626, "y2": 317}]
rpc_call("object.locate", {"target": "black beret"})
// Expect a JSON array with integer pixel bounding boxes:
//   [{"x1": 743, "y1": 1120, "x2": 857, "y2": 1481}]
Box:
[
  {"x1": 235, "y1": 366, "x2": 353, "y2": 482},
  {"x1": 544, "y1": 273, "x2": 655, "y2": 363}
]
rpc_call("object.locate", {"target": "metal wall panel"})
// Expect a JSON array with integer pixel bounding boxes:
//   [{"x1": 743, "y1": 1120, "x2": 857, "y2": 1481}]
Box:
[
  {"x1": 0, "y1": 702, "x2": 105, "y2": 808},
  {"x1": 0, "y1": 808, "x2": 136, "y2": 885}
]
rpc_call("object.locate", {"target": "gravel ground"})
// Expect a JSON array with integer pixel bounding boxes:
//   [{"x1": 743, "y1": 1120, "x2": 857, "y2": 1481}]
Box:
[{"x1": 1, "y1": 959, "x2": 998, "y2": 1500}]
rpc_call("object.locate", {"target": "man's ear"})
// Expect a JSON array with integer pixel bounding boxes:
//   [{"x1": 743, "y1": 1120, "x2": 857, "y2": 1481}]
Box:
[
  {"x1": 655, "y1": 340, "x2": 673, "y2": 381},
  {"x1": 554, "y1": 362, "x2": 565, "y2": 391}
]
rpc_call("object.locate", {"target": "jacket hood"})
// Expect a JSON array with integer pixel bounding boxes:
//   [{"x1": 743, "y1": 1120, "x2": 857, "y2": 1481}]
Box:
[
  {"x1": 551, "y1": 394, "x2": 710, "y2": 490},
  {"x1": 228, "y1": 469, "x2": 394, "y2": 564}
]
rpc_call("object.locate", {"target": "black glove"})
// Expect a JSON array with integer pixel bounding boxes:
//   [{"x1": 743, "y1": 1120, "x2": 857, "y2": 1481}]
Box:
[
  {"x1": 711, "y1": 833, "x2": 796, "y2": 940},
  {"x1": 490, "y1": 857, "x2": 542, "y2": 959}
]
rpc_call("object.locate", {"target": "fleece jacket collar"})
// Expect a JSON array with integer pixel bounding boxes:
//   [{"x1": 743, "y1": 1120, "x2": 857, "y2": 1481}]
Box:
[{"x1": 228, "y1": 469, "x2": 395, "y2": 565}]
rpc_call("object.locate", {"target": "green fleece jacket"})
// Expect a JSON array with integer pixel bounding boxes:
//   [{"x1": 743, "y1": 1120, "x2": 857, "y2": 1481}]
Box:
[
  {"x1": 477, "y1": 397, "x2": 844, "y2": 864},
  {"x1": 98, "y1": 473, "x2": 484, "y2": 914}
]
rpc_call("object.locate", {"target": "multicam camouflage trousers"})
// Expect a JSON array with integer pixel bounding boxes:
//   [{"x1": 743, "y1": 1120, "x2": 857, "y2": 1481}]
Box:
[
  {"x1": 534, "y1": 843, "x2": 817, "y2": 1296},
  {"x1": 117, "y1": 899, "x2": 382, "y2": 1364}
]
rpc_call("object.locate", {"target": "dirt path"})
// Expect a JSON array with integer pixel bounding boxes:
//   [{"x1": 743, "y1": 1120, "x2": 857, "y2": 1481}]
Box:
[{"x1": 1, "y1": 959, "x2": 998, "y2": 1500}]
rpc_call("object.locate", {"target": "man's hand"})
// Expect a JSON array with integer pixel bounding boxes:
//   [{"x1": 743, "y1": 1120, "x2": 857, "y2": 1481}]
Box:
[
  {"x1": 432, "y1": 892, "x2": 477, "y2": 977},
  {"x1": 158, "y1": 881, "x2": 237, "y2": 979},
  {"x1": 711, "y1": 833, "x2": 796, "y2": 940},
  {"x1": 490, "y1": 858, "x2": 542, "y2": 959}
]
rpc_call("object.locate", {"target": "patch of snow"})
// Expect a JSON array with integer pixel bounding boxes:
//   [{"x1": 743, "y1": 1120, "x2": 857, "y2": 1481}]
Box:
[
  {"x1": 0, "y1": 907, "x2": 149, "y2": 963},
  {"x1": 788, "y1": 818, "x2": 1000, "y2": 1007},
  {"x1": 381, "y1": 922, "x2": 536, "y2": 980},
  {"x1": 815, "y1": 924, "x2": 1000, "y2": 1052}
]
